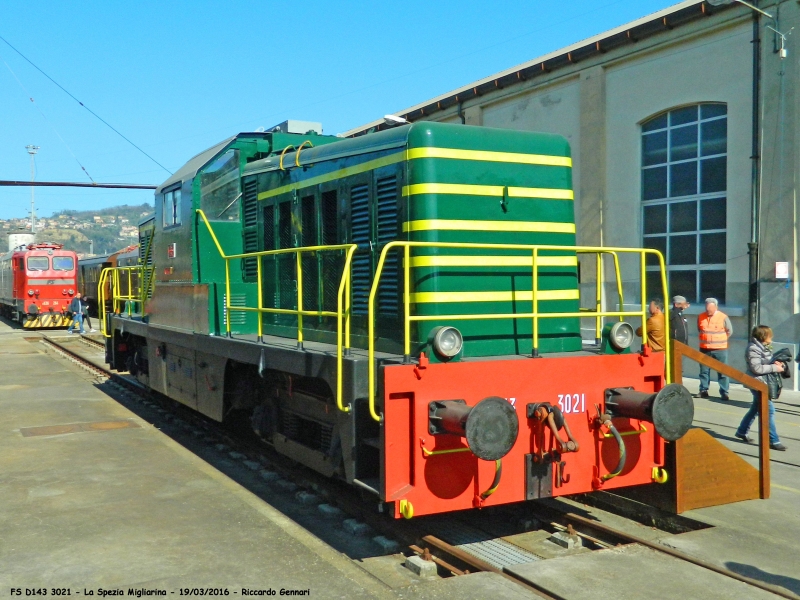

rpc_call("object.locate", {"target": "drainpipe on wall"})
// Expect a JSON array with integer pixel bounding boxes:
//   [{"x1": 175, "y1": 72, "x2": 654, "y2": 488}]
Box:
[{"x1": 748, "y1": 4, "x2": 762, "y2": 335}]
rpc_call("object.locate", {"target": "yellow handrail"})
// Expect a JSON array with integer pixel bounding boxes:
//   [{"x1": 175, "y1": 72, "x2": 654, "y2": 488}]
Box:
[
  {"x1": 294, "y1": 140, "x2": 313, "y2": 167},
  {"x1": 366, "y1": 241, "x2": 669, "y2": 422},
  {"x1": 195, "y1": 209, "x2": 357, "y2": 413},
  {"x1": 576, "y1": 250, "x2": 625, "y2": 340},
  {"x1": 98, "y1": 264, "x2": 154, "y2": 338}
]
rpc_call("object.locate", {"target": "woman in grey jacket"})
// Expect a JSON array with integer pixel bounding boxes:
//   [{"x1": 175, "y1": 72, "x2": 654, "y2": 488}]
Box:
[{"x1": 735, "y1": 325, "x2": 786, "y2": 451}]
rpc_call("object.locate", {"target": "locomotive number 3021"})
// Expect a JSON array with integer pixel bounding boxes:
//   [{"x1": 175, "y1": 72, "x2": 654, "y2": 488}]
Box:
[{"x1": 558, "y1": 393, "x2": 586, "y2": 414}]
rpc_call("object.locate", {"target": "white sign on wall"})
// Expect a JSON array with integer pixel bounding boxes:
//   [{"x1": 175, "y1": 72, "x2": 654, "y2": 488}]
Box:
[{"x1": 776, "y1": 262, "x2": 789, "y2": 279}]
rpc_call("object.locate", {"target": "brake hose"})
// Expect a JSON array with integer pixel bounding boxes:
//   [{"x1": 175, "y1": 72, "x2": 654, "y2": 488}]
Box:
[
  {"x1": 602, "y1": 421, "x2": 627, "y2": 481},
  {"x1": 480, "y1": 459, "x2": 503, "y2": 499}
]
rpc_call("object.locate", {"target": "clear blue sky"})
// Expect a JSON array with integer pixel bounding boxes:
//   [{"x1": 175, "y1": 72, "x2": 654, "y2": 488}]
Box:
[{"x1": 0, "y1": 0, "x2": 679, "y2": 220}]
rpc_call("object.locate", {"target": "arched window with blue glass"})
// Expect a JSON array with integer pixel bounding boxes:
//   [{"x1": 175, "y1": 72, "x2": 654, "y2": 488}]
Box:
[{"x1": 641, "y1": 103, "x2": 727, "y2": 304}]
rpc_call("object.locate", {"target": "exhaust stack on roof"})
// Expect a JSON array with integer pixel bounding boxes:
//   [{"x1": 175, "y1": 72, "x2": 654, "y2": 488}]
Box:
[{"x1": 268, "y1": 120, "x2": 323, "y2": 135}]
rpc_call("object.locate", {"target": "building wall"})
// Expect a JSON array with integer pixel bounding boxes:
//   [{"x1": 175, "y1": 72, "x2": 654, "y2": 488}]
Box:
[{"x1": 396, "y1": 1, "x2": 800, "y2": 381}]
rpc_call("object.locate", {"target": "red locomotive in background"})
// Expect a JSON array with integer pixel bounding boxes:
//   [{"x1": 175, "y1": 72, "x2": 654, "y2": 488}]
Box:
[{"x1": 0, "y1": 242, "x2": 78, "y2": 328}]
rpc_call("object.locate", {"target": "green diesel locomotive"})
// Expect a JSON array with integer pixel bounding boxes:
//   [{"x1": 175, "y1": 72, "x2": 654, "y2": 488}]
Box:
[{"x1": 102, "y1": 121, "x2": 692, "y2": 518}]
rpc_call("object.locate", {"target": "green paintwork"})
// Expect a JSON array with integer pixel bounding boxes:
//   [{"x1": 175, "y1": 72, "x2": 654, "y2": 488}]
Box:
[
  {"x1": 239, "y1": 122, "x2": 581, "y2": 357},
  {"x1": 145, "y1": 130, "x2": 340, "y2": 335},
  {"x1": 600, "y1": 322, "x2": 632, "y2": 354}
]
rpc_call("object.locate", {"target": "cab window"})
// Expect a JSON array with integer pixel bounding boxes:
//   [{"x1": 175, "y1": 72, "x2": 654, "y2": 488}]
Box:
[
  {"x1": 27, "y1": 257, "x2": 49, "y2": 271},
  {"x1": 200, "y1": 149, "x2": 241, "y2": 221},
  {"x1": 53, "y1": 256, "x2": 75, "y2": 271},
  {"x1": 163, "y1": 186, "x2": 182, "y2": 228}
]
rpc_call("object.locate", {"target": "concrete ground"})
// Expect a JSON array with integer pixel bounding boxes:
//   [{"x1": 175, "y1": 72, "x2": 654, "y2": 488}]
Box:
[
  {"x1": 664, "y1": 376, "x2": 800, "y2": 597},
  {"x1": 0, "y1": 322, "x2": 537, "y2": 599},
  {"x1": 538, "y1": 376, "x2": 800, "y2": 598},
  {"x1": 2, "y1": 318, "x2": 799, "y2": 599}
]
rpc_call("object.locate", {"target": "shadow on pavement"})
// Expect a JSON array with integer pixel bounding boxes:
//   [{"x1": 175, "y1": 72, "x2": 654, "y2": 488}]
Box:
[{"x1": 725, "y1": 562, "x2": 800, "y2": 595}]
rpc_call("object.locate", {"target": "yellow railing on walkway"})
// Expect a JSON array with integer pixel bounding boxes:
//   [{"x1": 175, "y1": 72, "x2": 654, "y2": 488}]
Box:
[
  {"x1": 196, "y1": 209, "x2": 358, "y2": 413},
  {"x1": 99, "y1": 265, "x2": 154, "y2": 338},
  {"x1": 366, "y1": 242, "x2": 668, "y2": 422},
  {"x1": 577, "y1": 250, "x2": 625, "y2": 338}
]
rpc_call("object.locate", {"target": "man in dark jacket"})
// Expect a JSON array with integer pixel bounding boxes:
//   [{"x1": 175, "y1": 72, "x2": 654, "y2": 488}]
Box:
[
  {"x1": 670, "y1": 295, "x2": 690, "y2": 344},
  {"x1": 67, "y1": 292, "x2": 85, "y2": 334}
]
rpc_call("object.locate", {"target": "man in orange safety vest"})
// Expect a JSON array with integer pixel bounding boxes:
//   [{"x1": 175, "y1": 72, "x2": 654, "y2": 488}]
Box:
[{"x1": 696, "y1": 297, "x2": 733, "y2": 400}]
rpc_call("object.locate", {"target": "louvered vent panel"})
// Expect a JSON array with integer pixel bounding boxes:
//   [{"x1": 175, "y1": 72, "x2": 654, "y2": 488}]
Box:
[
  {"x1": 376, "y1": 176, "x2": 399, "y2": 315},
  {"x1": 350, "y1": 185, "x2": 370, "y2": 316},
  {"x1": 301, "y1": 195, "x2": 319, "y2": 311},
  {"x1": 263, "y1": 206, "x2": 275, "y2": 249},
  {"x1": 278, "y1": 202, "x2": 295, "y2": 310},
  {"x1": 260, "y1": 205, "x2": 277, "y2": 323},
  {"x1": 139, "y1": 230, "x2": 154, "y2": 298},
  {"x1": 226, "y1": 293, "x2": 248, "y2": 325},
  {"x1": 241, "y1": 178, "x2": 259, "y2": 279},
  {"x1": 320, "y1": 191, "x2": 340, "y2": 312}
]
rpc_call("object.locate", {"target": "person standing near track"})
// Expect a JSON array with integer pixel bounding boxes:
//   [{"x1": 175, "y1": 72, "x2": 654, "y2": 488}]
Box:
[
  {"x1": 735, "y1": 325, "x2": 787, "y2": 451},
  {"x1": 636, "y1": 298, "x2": 666, "y2": 352},
  {"x1": 670, "y1": 295, "x2": 690, "y2": 345},
  {"x1": 81, "y1": 295, "x2": 96, "y2": 333},
  {"x1": 696, "y1": 297, "x2": 732, "y2": 400},
  {"x1": 67, "y1": 292, "x2": 85, "y2": 334}
]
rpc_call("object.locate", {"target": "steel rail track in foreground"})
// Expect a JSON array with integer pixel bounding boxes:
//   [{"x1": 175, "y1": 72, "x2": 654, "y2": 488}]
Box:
[
  {"x1": 40, "y1": 335, "x2": 800, "y2": 600},
  {"x1": 78, "y1": 334, "x2": 106, "y2": 350}
]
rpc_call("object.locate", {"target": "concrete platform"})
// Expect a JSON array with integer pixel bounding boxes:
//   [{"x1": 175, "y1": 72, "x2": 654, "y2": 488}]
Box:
[
  {"x1": 3, "y1": 317, "x2": 799, "y2": 599},
  {"x1": 663, "y1": 378, "x2": 800, "y2": 596},
  {"x1": 0, "y1": 322, "x2": 539, "y2": 599},
  {"x1": 507, "y1": 544, "x2": 779, "y2": 600}
]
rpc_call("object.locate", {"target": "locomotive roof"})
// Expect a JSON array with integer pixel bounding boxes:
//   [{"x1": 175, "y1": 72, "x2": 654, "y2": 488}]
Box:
[
  {"x1": 157, "y1": 137, "x2": 235, "y2": 194},
  {"x1": 0, "y1": 245, "x2": 77, "y2": 261},
  {"x1": 242, "y1": 121, "x2": 570, "y2": 176},
  {"x1": 243, "y1": 125, "x2": 412, "y2": 176},
  {"x1": 78, "y1": 254, "x2": 112, "y2": 267}
]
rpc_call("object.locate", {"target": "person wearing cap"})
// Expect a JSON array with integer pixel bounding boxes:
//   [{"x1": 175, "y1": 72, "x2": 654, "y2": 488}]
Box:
[
  {"x1": 670, "y1": 295, "x2": 690, "y2": 345},
  {"x1": 697, "y1": 297, "x2": 733, "y2": 400},
  {"x1": 636, "y1": 298, "x2": 666, "y2": 352}
]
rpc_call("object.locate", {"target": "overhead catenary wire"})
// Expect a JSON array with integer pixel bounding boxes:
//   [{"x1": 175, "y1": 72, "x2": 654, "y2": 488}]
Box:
[
  {"x1": 1, "y1": 54, "x2": 95, "y2": 183},
  {"x1": 0, "y1": 180, "x2": 156, "y2": 189},
  {"x1": 0, "y1": 33, "x2": 173, "y2": 176}
]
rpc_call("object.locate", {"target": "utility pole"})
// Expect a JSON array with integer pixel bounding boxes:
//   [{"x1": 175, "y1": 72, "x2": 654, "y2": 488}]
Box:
[{"x1": 25, "y1": 145, "x2": 40, "y2": 235}]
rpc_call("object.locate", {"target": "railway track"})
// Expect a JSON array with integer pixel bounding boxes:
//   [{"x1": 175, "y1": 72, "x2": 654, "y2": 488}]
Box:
[{"x1": 40, "y1": 334, "x2": 799, "y2": 600}]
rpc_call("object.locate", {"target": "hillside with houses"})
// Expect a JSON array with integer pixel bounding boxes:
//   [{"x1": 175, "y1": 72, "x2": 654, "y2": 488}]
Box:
[{"x1": 0, "y1": 203, "x2": 153, "y2": 256}]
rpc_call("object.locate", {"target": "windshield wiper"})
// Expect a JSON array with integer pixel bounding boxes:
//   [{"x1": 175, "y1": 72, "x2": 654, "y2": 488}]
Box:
[{"x1": 217, "y1": 192, "x2": 243, "y2": 219}]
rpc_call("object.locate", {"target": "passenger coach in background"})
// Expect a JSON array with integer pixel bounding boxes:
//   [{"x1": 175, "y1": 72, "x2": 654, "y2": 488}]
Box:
[
  {"x1": 78, "y1": 216, "x2": 155, "y2": 317},
  {"x1": 101, "y1": 120, "x2": 694, "y2": 519},
  {"x1": 0, "y1": 242, "x2": 78, "y2": 328}
]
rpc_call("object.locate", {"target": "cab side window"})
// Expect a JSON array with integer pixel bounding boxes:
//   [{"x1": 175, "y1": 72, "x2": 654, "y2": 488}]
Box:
[{"x1": 163, "y1": 187, "x2": 182, "y2": 228}]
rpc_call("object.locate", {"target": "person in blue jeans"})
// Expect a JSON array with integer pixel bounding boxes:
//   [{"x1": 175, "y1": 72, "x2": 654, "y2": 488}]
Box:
[
  {"x1": 67, "y1": 292, "x2": 85, "y2": 334},
  {"x1": 735, "y1": 325, "x2": 786, "y2": 451}
]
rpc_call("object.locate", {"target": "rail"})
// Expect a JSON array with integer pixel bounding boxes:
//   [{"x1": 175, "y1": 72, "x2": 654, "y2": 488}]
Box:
[
  {"x1": 196, "y1": 209, "x2": 358, "y2": 413},
  {"x1": 98, "y1": 265, "x2": 154, "y2": 338},
  {"x1": 671, "y1": 341, "x2": 771, "y2": 501},
  {"x1": 367, "y1": 242, "x2": 668, "y2": 422},
  {"x1": 577, "y1": 250, "x2": 625, "y2": 341}
]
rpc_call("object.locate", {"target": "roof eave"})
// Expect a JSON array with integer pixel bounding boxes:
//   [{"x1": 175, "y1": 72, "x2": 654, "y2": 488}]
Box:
[{"x1": 344, "y1": 0, "x2": 737, "y2": 137}]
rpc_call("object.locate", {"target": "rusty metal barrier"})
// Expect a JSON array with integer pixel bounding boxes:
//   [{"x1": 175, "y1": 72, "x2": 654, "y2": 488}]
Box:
[{"x1": 671, "y1": 341, "x2": 770, "y2": 500}]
